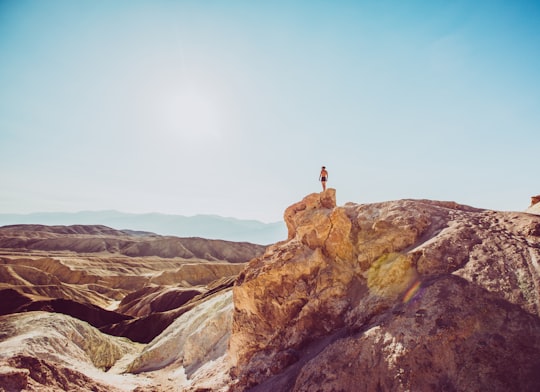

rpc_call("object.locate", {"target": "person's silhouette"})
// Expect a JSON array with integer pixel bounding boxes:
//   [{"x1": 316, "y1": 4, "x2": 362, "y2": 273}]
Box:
[{"x1": 319, "y1": 166, "x2": 328, "y2": 191}]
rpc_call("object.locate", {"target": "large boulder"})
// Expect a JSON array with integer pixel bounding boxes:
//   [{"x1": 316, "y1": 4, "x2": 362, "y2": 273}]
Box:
[{"x1": 230, "y1": 190, "x2": 540, "y2": 391}]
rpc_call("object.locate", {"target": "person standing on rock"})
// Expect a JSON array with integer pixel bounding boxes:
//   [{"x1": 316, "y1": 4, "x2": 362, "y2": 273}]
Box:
[{"x1": 319, "y1": 166, "x2": 328, "y2": 191}]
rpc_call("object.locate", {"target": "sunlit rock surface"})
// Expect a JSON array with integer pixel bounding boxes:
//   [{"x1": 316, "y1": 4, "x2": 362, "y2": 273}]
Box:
[
  {"x1": 127, "y1": 290, "x2": 233, "y2": 375},
  {"x1": 231, "y1": 189, "x2": 540, "y2": 391},
  {"x1": 0, "y1": 312, "x2": 145, "y2": 391},
  {"x1": 528, "y1": 194, "x2": 540, "y2": 215}
]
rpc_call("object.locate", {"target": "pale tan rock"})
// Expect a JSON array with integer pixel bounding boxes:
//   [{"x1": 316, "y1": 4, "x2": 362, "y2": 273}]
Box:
[
  {"x1": 325, "y1": 207, "x2": 353, "y2": 260},
  {"x1": 527, "y1": 195, "x2": 540, "y2": 215},
  {"x1": 0, "y1": 311, "x2": 144, "y2": 391},
  {"x1": 284, "y1": 188, "x2": 337, "y2": 240},
  {"x1": 0, "y1": 311, "x2": 140, "y2": 370},
  {"x1": 127, "y1": 290, "x2": 233, "y2": 376}
]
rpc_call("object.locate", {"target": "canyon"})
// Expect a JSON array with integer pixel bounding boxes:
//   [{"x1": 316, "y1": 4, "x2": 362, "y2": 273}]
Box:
[{"x1": 1, "y1": 191, "x2": 539, "y2": 391}]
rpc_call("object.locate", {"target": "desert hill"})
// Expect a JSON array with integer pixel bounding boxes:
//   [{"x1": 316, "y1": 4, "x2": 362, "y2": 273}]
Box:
[
  {"x1": 0, "y1": 224, "x2": 262, "y2": 262},
  {"x1": 0, "y1": 225, "x2": 264, "y2": 347},
  {"x1": 1, "y1": 191, "x2": 540, "y2": 391},
  {"x1": 0, "y1": 211, "x2": 287, "y2": 244},
  {"x1": 0, "y1": 311, "x2": 145, "y2": 391}
]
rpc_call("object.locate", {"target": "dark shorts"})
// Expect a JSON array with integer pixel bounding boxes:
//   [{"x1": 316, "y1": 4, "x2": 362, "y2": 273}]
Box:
[{"x1": 321, "y1": 177, "x2": 327, "y2": 182}]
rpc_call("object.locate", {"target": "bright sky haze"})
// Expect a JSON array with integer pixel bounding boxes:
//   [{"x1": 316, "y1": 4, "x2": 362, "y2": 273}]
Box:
[{"x1": 1, "y1": 0, "x2": 539, "y2": 223}]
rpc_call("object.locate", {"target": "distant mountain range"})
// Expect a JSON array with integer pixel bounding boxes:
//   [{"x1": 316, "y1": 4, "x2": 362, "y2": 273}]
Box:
[{"x1": 0, "y1": 210, "x2": 287, "y2": 245}]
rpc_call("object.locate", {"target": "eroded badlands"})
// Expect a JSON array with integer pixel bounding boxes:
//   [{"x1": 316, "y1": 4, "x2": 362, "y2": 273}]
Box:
[{"x1": 1, "y1": 192, "x2": 540, "y2": 391}]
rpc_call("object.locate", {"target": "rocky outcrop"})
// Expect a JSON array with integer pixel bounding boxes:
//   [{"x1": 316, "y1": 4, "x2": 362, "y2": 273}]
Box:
[
  {"x1": 127, "y1": 290, "x2": 233, "y2": 376},
  {"x1": 528, "y1": 195, "x2": 540, "y2": 215},
  {"x1": 0, "y1": 312, "x2": 144, "y2": 391},
  {"x1": 230, "y1": 189, "x2": 540, "y2": 391},
  {"x1": 0, "y1": 312, "x2": 139, "y2": 370},
  {"x1": 0, "y1": 355, "x2": 116, "y2": 392},
  {"x1": 292, "y1": 275, "x2": 540, "y2": 392}
]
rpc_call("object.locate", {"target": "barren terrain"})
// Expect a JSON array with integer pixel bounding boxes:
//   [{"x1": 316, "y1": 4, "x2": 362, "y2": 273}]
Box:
[
  {"x1": 0, "y1": 225, "x2": 263, "y2": 391},
  {"x1": 1, "y1": 193, "x2": 539, "y2": 391}
]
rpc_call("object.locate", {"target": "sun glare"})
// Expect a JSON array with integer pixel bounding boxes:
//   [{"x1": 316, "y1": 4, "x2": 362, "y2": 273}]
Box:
[{"x1": 155, "y1": 87, "x2": 223, "y2": 144}]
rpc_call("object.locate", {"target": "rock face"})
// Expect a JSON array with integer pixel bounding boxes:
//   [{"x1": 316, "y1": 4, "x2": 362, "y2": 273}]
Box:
[
  {"x1": 528, "y1": 195, "x2": 540, "y2": 215},
  {"x1": 127, "y1": 290, "x2": 233, "y2": 376},
  {"x1": 230, "y1": 189, "x2": 540, "y2": 391}
]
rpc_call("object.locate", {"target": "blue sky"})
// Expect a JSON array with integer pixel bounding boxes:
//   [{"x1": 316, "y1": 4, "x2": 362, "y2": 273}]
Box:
[{"x1": 1, "y1": 0, "x2": 539, "y2": 222}]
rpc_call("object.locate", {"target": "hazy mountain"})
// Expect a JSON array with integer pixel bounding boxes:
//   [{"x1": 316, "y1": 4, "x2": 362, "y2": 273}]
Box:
[{"x1": 0, "y1": 211, "x2": 287, "y2": 245}]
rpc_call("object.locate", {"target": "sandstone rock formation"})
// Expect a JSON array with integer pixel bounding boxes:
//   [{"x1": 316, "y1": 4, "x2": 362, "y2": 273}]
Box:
[
  {"x1": 127, "y1": 290, "x2": 233, "y2": 376},
  {"x1": 528, "y1": 194, "x2": 540, "y2": 215},
  {"x1": 0, "y1": 311, "x2": 145, "y2": 392},
  {"x1": 230, "y1": 189, "x2": 540, "y2": 391}
]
